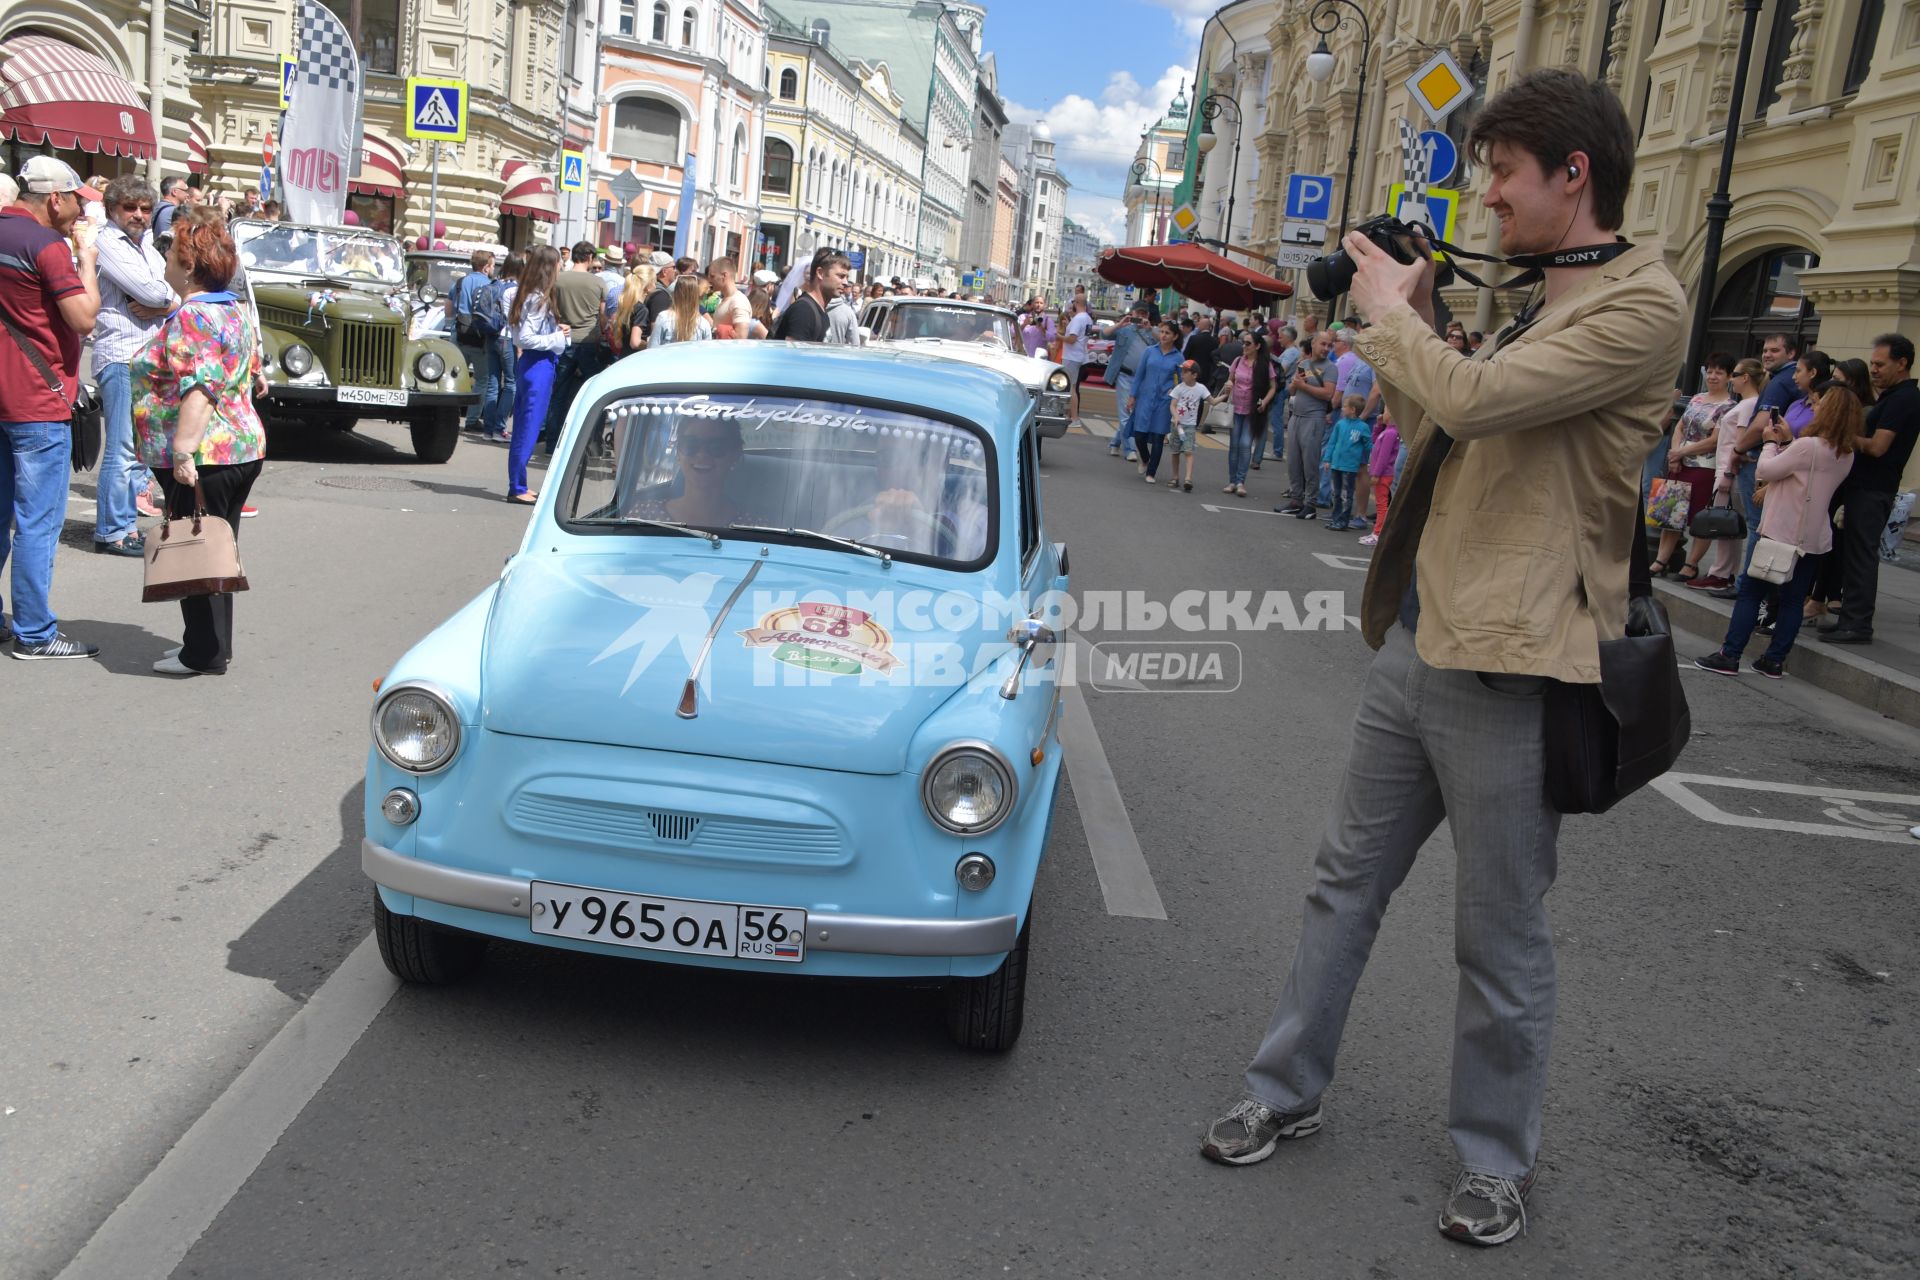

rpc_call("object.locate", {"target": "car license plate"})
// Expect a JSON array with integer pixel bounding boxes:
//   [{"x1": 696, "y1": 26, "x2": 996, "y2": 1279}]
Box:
[
  {"x1": 530, "y1": 880, "x2": 806, "y2": 963},
  {"x1": 337, "y1": 386, "x2": 408, "y2": 407}
]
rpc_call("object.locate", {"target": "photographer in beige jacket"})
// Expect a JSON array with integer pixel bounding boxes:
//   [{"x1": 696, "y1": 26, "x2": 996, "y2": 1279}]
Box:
[{"x1": 1202, "y1": 69, "x2": 1687, "y2": 1247}]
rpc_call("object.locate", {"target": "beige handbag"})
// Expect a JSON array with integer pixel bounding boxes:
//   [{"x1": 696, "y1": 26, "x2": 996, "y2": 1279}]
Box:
[{"x1": 143, "y1": 482, "x2": 249, "y2": 603}]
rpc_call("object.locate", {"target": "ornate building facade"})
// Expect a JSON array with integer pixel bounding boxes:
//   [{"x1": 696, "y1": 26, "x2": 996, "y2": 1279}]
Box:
[
  {"x1": 1236, "y1": 0, "x2": 1915, "y2": 392},
  {"x1": 1124, "y1": 87, "x2": 1190, "y2": 246},
  {"x1": 762, "y1": 11, "x2": 925, "y2": 282}
]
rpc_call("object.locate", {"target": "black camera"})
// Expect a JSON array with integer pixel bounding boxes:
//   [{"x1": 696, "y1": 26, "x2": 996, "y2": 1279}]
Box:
[{"x1": 1305, "y1": 214, "x2": 1430, "y2": 301}]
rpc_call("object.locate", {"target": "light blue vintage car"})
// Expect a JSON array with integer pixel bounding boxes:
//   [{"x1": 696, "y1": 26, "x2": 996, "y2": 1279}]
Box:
[{"x1": 362, "y1": 343, "x2": 1069, "y2": 1049}]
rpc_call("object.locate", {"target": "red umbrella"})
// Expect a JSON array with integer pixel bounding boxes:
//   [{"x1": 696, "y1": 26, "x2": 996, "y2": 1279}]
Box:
[{"x1": 1098, "y1": 242, "x2": 1293, "y2": 310}]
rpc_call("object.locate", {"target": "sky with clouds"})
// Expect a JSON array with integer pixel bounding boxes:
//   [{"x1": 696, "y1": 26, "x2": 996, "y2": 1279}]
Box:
[{"x1": 988, "y1": 0, "x2": 1215, "y2": 246}]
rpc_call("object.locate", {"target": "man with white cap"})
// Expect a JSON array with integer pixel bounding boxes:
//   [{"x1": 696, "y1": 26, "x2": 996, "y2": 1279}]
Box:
[
  {"x1": 1, "y1": 157, "x2": 102, "y2": 659},
  {"x1": 641, "y1": 250, "x2": 677, "y2": 337}
]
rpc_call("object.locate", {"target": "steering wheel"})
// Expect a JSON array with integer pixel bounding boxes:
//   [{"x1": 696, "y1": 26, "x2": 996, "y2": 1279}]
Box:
[{"x1": 823, "y1": 501, "x2": 944, "y2": 549}]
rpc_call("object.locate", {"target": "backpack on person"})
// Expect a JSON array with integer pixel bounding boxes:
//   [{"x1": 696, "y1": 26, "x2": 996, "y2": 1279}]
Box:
[
  {"x1": 470, "y1": 277, "x2": 507, "y2": 341},
  {"x1": 452, "y1": 272, "x2": 480, "y2": 343}
]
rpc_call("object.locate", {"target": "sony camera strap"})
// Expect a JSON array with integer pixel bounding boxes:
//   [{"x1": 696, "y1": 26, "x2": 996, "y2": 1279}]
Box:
[{"x1": 1411, "y1": 229, "x2": 1634, "y2": 293}]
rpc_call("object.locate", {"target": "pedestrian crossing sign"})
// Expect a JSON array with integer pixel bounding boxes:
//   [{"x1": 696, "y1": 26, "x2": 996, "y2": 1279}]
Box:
[
  {"x1": 279, "y1": 56, "x2": 296, "y2": 111},
  {"x1": 405, "y1": 77, "x2": 468, "y2": 143},
  {"x1": 1386, "y1": 183, "x2": 1460, "y2": 257},
  {"x1": 560, "y1": 150, "x2": 587, "y2": 193}
]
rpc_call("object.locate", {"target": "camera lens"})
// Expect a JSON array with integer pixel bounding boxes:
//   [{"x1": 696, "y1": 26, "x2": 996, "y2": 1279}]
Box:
[{"x1": 1306, "y1": 250, "x2": 1354, "y2": 302}]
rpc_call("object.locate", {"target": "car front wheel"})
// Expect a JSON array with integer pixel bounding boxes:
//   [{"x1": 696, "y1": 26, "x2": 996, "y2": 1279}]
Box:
[
  {"x1": 944, "y1": 907, "x2": 1031, "y2": 1051},
  {"x1": 410, "y1": 408, "x2": 460, "y2": 463},
  {"x1": 373, "y1": 891, "x2": 486, "y2": 983}
]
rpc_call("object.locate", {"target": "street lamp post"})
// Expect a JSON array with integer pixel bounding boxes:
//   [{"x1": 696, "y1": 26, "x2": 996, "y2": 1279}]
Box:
[
  {"x1": 1130, "y1": 156, "x2": 1165, "y2": 245},
  {"x1": 1681, "y1": 0, "x2": 1765, "y2": 394},
  {"x1": 1304, "y1": 0, "x2": 1374, "y2": 317},
  {"x1": 1196, "y1": 92, "x2": 1243, "y2": 248}
]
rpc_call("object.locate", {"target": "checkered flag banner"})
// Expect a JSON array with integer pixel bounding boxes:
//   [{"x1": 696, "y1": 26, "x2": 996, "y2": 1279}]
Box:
[
  {"x1": 1396, "y1": 117, "x2": 1428, "y2": 204},
  {"x1": 280, "y1": 0, "x2": 361, "y2": 225}
]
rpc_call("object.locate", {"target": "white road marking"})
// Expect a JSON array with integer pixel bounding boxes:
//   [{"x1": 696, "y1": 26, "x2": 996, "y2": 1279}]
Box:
[
  {"x1": 1200, "y1": 503, "x2": 1285, "y2": 516},
  {"x1": 1649, "y1": 771, "x2": 1920, "y2": 845},
  {"x1": 57, "y1": 937, "x2": 399, "y2": 1280},
  {"x1": 1058, "y1": 684, "x2": 1167, "y2": 919},
  {"x1": 1311, "y1": 552, "x2": 1372, "y2": 572}
]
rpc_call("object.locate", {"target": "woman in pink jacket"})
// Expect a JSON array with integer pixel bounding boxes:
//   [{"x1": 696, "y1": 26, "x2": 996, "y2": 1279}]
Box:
[{"x1": 1695, "y1": 381, "x2": 1865, "y2": 678}]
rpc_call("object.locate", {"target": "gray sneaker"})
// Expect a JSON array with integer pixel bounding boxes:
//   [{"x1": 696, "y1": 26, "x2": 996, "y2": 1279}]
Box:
[
  {"x1": 12, "y1": 634, "x2": 99, "y2": 661},
  {"x1": 1200, "y1": 1098, "x2": 1323, "y2": 1165},
  {"x1": 1438, "y1": 1168, "x2": 1534, "y2": 1246}
]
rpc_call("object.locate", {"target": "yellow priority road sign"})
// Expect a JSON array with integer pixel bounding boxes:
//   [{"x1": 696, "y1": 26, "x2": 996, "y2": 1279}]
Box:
[
  {"x1": 1170, "y1": 202, "x2": 1199, "y2": 236},
  {"x1": 1405, "y1": 50, "x2": 1475, "y2": 124}
]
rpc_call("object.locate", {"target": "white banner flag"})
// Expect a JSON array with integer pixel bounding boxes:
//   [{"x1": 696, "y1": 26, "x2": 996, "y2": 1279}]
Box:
[{"x1": 280, "y1": 0, "x2": 362, "y2": 225}]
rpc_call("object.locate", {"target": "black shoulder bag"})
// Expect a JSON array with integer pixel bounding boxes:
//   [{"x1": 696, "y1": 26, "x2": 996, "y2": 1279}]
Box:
[
  {"x1": 1543, "y1": 499, "x2": 1692, "y2": 813},
  {"x1": 2, "y1": 312, "x2": 101, "y2": 471}
]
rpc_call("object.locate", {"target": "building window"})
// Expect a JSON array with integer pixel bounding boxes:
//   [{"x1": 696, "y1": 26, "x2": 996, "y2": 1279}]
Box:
[
  {"x1": 778, "y1": 67, "x2": 797, "y2": 99},
  {"x1": 730, "y1": 124, "x2": 746, "y2": 188},
  {"x1": 1845, "y1": 0, "x2": 1885, "y2": 94},
  {"x1": 682, "y1": 6, "x2": 696, "y2": 45},
  {"x1": 763, "y1": 138, "x2": 794, "y2": 194},
  {"x1": 319, "y1": 0, "x2": 399, "y2": 74},
  {"x1": 651, "y1": 0, "x2": 668, "y2": 41},
  {"x1": 612, "y1": 96, "x2": 681, "y2": 165},
  {"x1": 1707, "y1": 247, "x2": 1822, "y2": 357},
  {"x1": 1754, "y1": 0, "x2": 1799, "y2": 117},
  {"x1": 1596, "y1": 0, "x2": 1627, "y2": 80},
  {"x1": 1166, "y1": 141, "x2": 1186, "y2": 172},
  {"x1": 618, "y1": 0, "x2": 635, "y2": 36},
  {"x1": 808, "y1": 18, "x2": 830, "y2": 43}
]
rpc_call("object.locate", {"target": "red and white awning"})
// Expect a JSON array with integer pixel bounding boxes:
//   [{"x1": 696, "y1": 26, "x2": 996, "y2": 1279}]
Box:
[
  {"x1": 353, "y1": 133, "x2": 407, "y2": 198},
  {"x1": 500, "y1": 159, "x2": 558, "y2": 222},
  {"x1": 186, "y1": 120, "x2": 210, "y2": 173},
  {"x1": 0, "y1": 34, "x2": 156, "y2": 158}
]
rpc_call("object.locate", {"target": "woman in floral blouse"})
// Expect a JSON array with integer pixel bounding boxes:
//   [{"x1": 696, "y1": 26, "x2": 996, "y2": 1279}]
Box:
[{"x1": 132, "y1": 206, "x2": 267, "y2": 676}]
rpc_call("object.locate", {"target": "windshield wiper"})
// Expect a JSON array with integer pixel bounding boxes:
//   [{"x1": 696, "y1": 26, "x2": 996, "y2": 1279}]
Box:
[
  {"x1": 574, "y1": 515, "x2": 720, "y2": 545},
  {"x1": 728, "y1": 523, "x2": 892, "y2": 564}
]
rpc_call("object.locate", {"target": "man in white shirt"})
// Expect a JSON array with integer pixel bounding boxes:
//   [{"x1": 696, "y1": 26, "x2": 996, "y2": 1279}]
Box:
[
  {"x1": 91, "y1": 174, "x2": 177, "y2": 553},
  {"x1": 1062, "y1": 299, "x2": 1093, "y2": 424}
]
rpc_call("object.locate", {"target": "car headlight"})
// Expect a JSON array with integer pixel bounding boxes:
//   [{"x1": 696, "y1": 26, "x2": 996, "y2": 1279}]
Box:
[
  {"x1": 372, "y1": 684, "x2": 461, "y2": 773},
  {"x1": 281, "y1": 343, "x2": 314, "y2": 377},
  {"x1": 922, "y1": 743, "x2": 1017, "y2": 835},
  {"x1": 1046, "y1": 370, "x2": 1070, "y2": 393},
  {"x1": 414, "y1": 351, "x2": 446, "y2": 383}
]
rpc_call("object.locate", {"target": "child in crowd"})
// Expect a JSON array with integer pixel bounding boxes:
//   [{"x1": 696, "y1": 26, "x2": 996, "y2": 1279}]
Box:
[
  {"x1": 1359, "y1": 408, "x2": 1400, "y2": 546},
  {"x1": 1166, "y1": 360, "x2": 1207, "y2": 492},
  {"x1": 1323, "y1": 394, "x2": 1372, "y2": 531}
]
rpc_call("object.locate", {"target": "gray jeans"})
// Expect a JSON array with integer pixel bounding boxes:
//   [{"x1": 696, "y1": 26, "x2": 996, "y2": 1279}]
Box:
[
  {"x1": 1245, "y1": 623, "x2": 1562, "y2": 1178},
  {"x1": 1285, "y1": 413, "x2": 1328, "y2": 506}
]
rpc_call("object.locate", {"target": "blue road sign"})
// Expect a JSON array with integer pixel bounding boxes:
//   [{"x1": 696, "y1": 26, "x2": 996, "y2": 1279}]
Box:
[
  {"x1": 1416, "y1": 130, "x2": 1459, "y2": 185},
  {"x1": 405, "y1": 77, "x2": 467, "y2": 143},
  {"x1": 847, "y1": 250, "x2": 865, "y2": 270},
  {"x1": 596, "y1": 198, "x2": 612, "y2": 220},
  {"x1": 1285, "y1": 174, "x2": 1334, "y2": 223},
  {"x1": 560, "y1": 150, "x2": 586, "y2": 192}
]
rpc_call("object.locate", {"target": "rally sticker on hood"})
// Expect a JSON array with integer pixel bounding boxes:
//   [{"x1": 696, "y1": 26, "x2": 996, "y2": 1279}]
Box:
[{"x1": 741, "y1": 601, "x2": 899, "y2": 677}]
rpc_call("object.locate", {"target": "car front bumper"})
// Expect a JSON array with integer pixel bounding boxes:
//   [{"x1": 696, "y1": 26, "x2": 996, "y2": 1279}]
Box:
[{"x1": 363, "y1": 838, "x2": 1020, "y2": 957}]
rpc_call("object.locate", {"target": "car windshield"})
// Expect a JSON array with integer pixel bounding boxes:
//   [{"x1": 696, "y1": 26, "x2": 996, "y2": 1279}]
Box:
[
  {"x1": 233, "y1": 222, "x2": 407, "y2": 285},
  {"x1": 882, "y1": 305, "x2": 1016, "y2": 351},
  {"x1": 565, "y1": 393, "x2": 995, "y2": 566},
  {"x1": 407, "y1": 257, "x2": 466, "y2": 297}
]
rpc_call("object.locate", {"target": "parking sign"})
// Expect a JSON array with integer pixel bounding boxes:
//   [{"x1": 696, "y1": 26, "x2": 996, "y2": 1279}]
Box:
[{"x1": 1285, "y1": 174, "x2": 1334, "y2": 223}]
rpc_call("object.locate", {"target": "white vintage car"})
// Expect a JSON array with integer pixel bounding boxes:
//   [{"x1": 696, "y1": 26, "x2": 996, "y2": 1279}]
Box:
[{"x1": 856, "y1": 296, "x2": 1071, "y2": 439}]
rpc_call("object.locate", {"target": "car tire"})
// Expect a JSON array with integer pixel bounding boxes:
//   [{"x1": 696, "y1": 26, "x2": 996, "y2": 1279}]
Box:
[
  {"x1": 944, "y1": 907, "x2": 1031, "y2": 1051},
  {"x1": 410, "y1": 408, "x2": 460, "y2": 464},
  {"x1": 373, "y1": 891, "x2": 486, "y2": 983}
]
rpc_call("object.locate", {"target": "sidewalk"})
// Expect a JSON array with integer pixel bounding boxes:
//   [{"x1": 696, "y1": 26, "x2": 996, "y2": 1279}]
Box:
[{"x1": 1655, "y1": 558, "x2": 1920, "y2": 730}]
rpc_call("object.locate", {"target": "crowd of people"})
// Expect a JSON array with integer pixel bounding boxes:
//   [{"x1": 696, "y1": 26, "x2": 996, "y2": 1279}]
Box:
[
  {"x1": 1, "y1": 157, "x2": 263, "y2": 670},
  {"x1": 1100, "y1": 304, "x2": 1473, "y2": 544}
]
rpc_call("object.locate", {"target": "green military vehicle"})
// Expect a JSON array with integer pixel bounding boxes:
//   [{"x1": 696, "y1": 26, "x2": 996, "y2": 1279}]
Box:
[{"x1": 231, "y1": 219, "x2": 476, "y2": 463}]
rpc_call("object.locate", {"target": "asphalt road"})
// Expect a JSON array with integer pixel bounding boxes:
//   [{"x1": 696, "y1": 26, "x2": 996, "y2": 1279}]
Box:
[{"x1": 5, "y1": 415, "x2": 1917, "y2": 1279}]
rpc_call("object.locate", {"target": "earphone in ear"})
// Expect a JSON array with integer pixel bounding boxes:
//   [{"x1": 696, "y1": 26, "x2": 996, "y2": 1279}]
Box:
[{"x1": 1568, "y1": 164, "x2": 1580, "y2": 179}]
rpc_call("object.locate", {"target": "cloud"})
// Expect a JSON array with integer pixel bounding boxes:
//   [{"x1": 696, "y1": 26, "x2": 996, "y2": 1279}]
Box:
[
  {"x1": 1141, "y1": 0, "x2": 1219, "y2": 41},
  {"x1": 1006, "y1": 64, "x2": 1194, "y2": 246}
]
